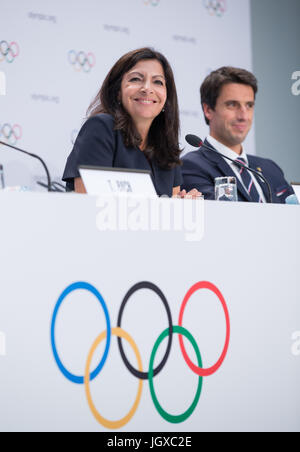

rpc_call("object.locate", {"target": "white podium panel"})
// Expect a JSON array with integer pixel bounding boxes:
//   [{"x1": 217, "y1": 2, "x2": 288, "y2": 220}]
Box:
[{"x1": 0, "y1": 192, "x2": 299, "y2": 432}]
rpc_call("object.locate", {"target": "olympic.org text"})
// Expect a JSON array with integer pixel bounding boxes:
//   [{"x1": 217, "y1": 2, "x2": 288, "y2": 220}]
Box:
[
  {"x1": 0, "y1": 71, "x2": 6, "y2": 96},
  {"x1": 291, "y1": 331, "x2": 300, "y2": 356},
  {"x1": 28, "y1": 12, "x2": 57, "y2": 23},
  {"x1": 96, "y1": 195, "x2": 204, "y2": 242},
  {"x1": 107, "y1": 436, "x2": 192, "y2": 449},
  {"x1": 291, "y1": 71, "x2": 300, "y2": 96}
]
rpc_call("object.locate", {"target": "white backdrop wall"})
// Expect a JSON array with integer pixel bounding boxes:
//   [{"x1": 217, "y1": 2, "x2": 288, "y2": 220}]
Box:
[{"x1": 0, "y1": 0, "x2": 254, "y2": 189}]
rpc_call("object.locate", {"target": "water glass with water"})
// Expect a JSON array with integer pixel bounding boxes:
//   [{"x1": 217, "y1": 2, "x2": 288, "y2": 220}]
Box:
[{"x1": 215, "y1": 176, "x2": 237, "y2": 202}]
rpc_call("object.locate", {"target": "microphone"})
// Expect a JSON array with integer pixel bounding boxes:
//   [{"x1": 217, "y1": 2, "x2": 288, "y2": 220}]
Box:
[
  {"x1": 185, "y1": 134, "x2": 203, "y2": 148},
  {"x1": 0, "y1": 140, "x2": 52, "y2": 192},
  {"x1": 185, "y1": 134, "x2": 273, "y2": 203}
]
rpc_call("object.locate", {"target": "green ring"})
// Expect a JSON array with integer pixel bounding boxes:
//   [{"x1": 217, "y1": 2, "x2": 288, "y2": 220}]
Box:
[{"x1": 149, "y1": 325, "x2": 203, "y2": 424}]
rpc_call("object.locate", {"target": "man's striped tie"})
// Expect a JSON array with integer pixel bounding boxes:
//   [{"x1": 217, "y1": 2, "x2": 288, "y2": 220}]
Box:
[{"x1": 235, "y1": 158, "x2": 262, "y2": 203}]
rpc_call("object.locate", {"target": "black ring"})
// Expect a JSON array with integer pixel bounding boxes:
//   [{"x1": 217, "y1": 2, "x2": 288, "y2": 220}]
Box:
[{"x1": 117, "y1": 281, "x2": 173, "y2": 380}]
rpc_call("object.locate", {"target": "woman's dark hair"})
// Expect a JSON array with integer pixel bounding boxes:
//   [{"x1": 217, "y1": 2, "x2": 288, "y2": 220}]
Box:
[
  {"x1": 87, "y1": 47, "x2": 181, "y2": 169},
  {"x1": 200, "y1": 66, "x2": 258, "y2": 125}
]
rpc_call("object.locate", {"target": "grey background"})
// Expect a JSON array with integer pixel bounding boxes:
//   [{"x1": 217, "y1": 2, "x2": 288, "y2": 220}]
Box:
[{"x1": 251, "y1": 0, "x2": 300, "y2": 183}]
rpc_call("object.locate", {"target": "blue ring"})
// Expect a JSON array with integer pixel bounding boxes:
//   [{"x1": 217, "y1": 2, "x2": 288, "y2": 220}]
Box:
[{"x1": 51, "y1": 282, "x2": 111, "y2": 384}]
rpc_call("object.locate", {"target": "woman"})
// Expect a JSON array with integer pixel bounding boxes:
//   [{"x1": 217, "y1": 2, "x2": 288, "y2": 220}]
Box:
[{"x1": 63, "y1": 47, "x2": 198, "y2": 198}]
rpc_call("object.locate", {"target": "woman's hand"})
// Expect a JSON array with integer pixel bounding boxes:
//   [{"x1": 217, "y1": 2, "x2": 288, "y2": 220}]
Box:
[
  {"x1": 172, "y1": 187, "x2": 202, "y2": 199},
  {"x1": 74, "y1": 177, "x2": 87, "y2": 194}
]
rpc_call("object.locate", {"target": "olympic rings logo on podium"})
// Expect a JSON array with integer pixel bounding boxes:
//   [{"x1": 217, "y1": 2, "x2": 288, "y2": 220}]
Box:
[
  {"x1": 203, "y1": 0, "x2": 227, "y2": 17},
  {"x1": 68, "y1": 50, "x2": 96, "y2": 73},
  {"x1": 0, "y1": 123, "x2": 22, "y2": 145},
  {"x1": 0, "y1": 41, "x2": 20, "y2": 63},
  {"x1": 51, "y1": 281, "x2": 230, "y2": 429}
]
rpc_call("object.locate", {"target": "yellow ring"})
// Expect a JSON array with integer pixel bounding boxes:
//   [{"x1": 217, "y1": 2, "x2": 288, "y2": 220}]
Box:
[{"x1": 84, "y1": 327, "x2": 143, "y2": 429}]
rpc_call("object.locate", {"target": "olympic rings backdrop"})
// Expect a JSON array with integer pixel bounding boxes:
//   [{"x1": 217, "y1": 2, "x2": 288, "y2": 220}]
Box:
[
  {"x1": 0, "y1": 124, "x2": 22, "y2": 146},
  {"x1": 0, "y1": 0, "x2": 254, "y2": 189},
  {"x1": 51, "y1": 280, "x2": 230, "y2": 429},
  {"x1": 0, "y1": 41, "x2": 20, "y2": 64}
]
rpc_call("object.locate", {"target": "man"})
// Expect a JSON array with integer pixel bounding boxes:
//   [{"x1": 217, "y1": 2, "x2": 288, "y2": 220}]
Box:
[{"x1": 181, "y1": 67, "x2": 294, "y2": 203}]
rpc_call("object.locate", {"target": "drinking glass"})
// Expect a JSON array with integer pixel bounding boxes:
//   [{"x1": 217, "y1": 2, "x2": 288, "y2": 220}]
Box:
[{"x1": 215, "y1": 176, "x2": 237, "y2": 202}]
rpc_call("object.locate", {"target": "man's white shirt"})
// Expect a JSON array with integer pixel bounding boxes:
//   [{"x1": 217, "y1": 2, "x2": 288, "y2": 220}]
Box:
[{"x1": 206, "y1": 135, "x2": 266, "y2": 203}]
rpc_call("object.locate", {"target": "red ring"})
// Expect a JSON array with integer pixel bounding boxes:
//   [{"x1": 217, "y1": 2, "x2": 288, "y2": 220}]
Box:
[
  {"x1": 178, "y1": 281, "x2": 230, "y2": 377},
  {"x1": 10, "y1": 42, "x2": 20, "y2": 58},
  {"x1": 13, "y1": 124, "x2": 22, "y2": 140},
  {"x1": 87, "y1": 52, "x2": 96, "y2": 68}
]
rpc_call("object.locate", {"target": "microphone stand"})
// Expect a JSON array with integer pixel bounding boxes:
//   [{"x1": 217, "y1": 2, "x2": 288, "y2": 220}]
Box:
[{"x1": 0, "y1": 140, "x2": 52, "y2": 192}]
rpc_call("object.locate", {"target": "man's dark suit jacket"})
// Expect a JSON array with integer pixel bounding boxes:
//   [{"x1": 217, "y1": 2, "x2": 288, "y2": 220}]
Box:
[{"x1": 181, "y1": 140, "x2": 294, "y2": 203}]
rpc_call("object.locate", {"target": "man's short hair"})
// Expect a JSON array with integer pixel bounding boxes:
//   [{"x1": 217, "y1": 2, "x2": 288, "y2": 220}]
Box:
[{"x1": 200, "y1": 66, "x2": 258, "y2": 125}]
